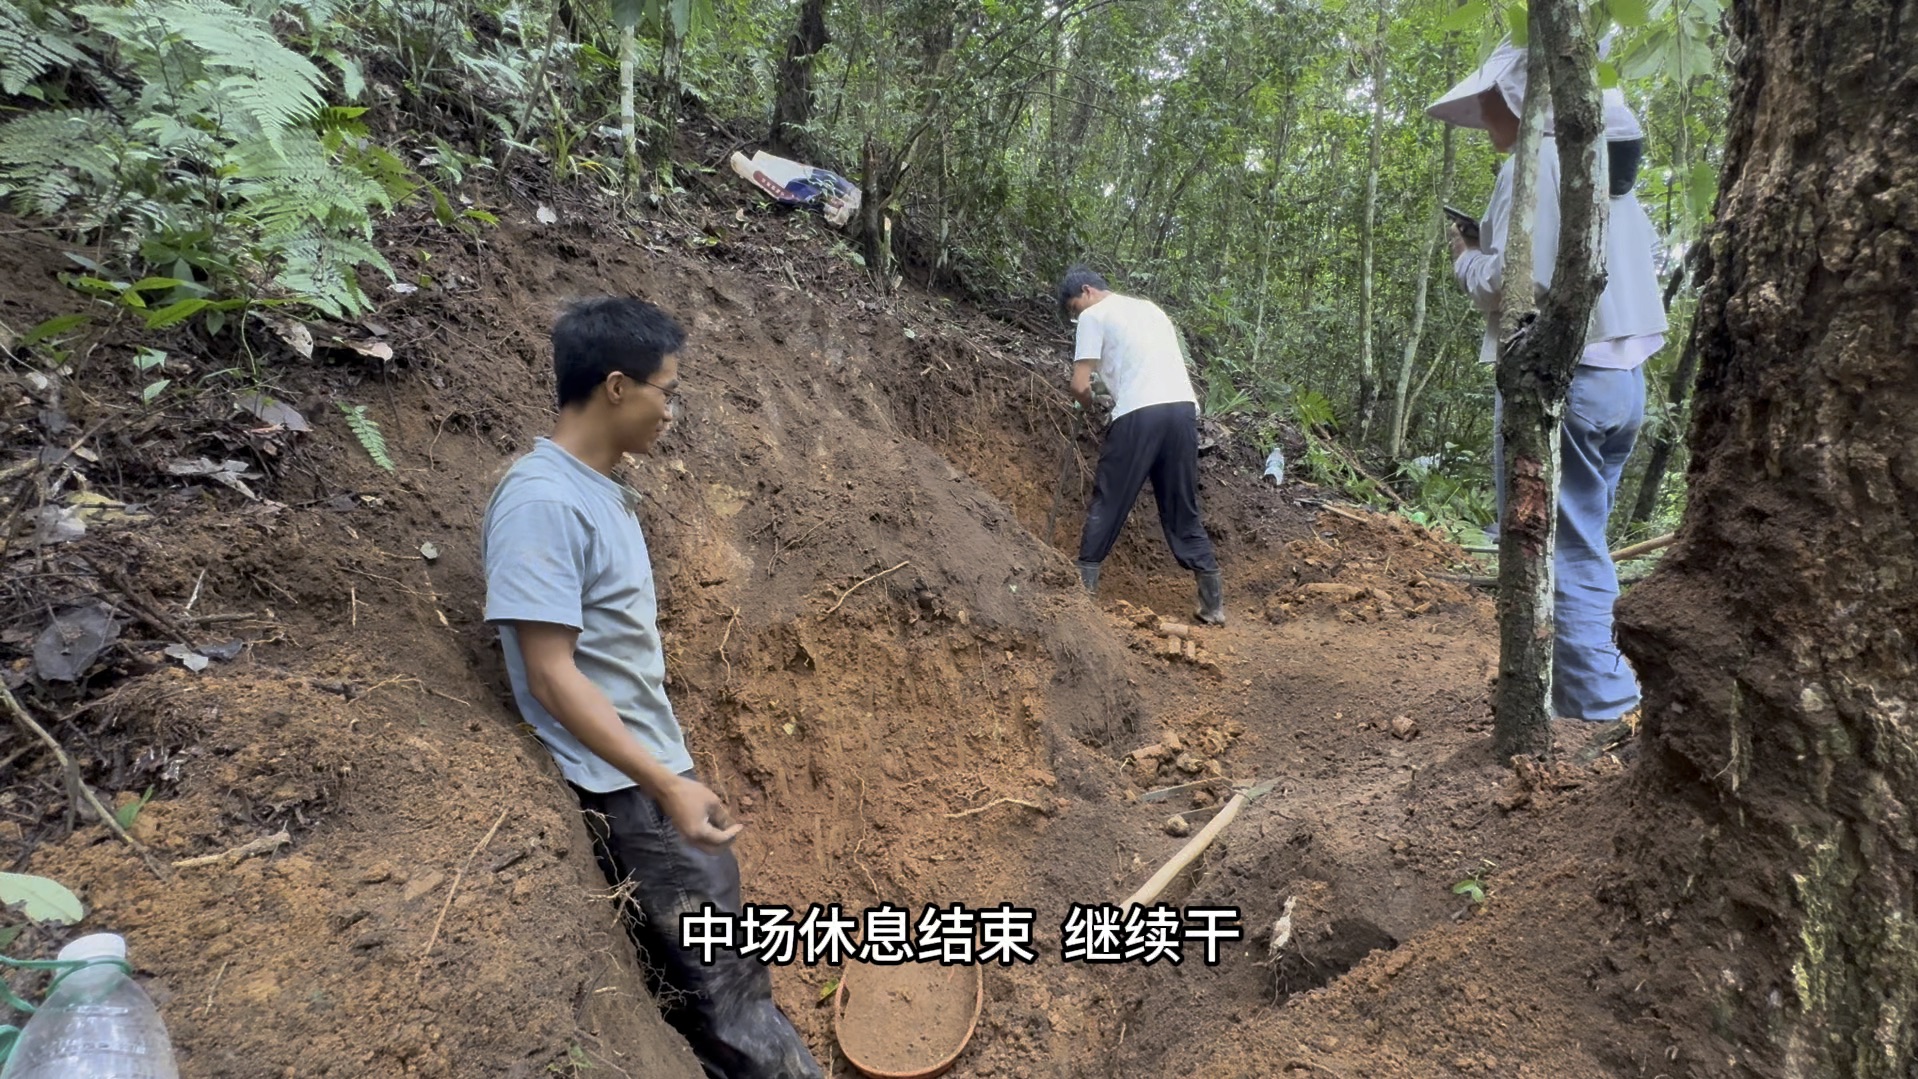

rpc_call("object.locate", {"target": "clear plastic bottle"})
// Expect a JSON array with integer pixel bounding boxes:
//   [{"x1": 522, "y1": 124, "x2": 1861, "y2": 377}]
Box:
[{"x1": 0, "y1": 933, "x2": 178, "y2": 1079}]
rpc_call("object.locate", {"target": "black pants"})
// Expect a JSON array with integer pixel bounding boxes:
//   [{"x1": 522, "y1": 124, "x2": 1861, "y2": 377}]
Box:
[
  {"x1": 1078, "y1": 401, "x2": 1219, "y2": 573},
  {"x1": 575, "y1": 776, "x2": 822, "y2": 1079}
]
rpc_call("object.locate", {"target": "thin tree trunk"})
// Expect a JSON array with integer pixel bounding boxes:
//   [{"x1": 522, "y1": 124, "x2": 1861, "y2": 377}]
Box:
[
  {"x1": 619, "y1": 22, "x2": 637, "y2": 184},
  {"x1": 1615, "y1": 0, "x2": 1918, "y2": 1071},
  {"x1": 1392, "y1": 122, "x2": 1456, "y2": 459},
  {"x1": 651, "y1": 25, "x2": 681, "y2": 174},
  {"x1": 770, "y1": 0, "x2": 830, "y2": 156},
  {"x1": 1492, "y1": 1, "x2": 1607, "y2": 761},
  {"x1": 1355, "y1": 0, "x2": 1387, "y2": 442},
  {"x1": 1623, "y1": 262, "x2": 1695, "y2": 532}
]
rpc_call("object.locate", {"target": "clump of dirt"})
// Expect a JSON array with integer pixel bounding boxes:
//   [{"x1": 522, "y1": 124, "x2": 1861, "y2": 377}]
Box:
[{"x1": 1261, "y1": 507, "x2": 1479, "y2": 623}]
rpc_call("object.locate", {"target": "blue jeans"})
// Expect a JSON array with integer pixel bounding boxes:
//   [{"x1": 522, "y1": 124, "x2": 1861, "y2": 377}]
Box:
[{"x1": 1488, "y1": 365, "x2": 1646, "y2": 721}]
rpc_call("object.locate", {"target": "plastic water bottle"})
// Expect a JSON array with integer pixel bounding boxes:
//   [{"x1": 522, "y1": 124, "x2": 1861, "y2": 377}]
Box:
[
  {"x1": 0, "y1": 934, "x2": 178, "y2": 1079},
  {"x1": 1263, "y1": 446, "x2": 1287, "y2": 486}
]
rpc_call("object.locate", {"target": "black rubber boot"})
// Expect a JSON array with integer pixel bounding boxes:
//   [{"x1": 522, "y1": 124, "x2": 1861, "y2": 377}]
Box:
[
  {"x1": 1195, "y1": 570, "x2": 1226, "y2": 625},
  {"x1": 1076, "y1": 560, "x2": 1101, "y2": 595}
]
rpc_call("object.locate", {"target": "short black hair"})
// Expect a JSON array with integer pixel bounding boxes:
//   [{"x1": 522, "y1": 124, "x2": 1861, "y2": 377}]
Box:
[
  {"x1": 1057, "y1": 265, "x2": 1108, "y2": 318},
  {"x1": 551, "y1": 296, "x2": 686, "y2": 409}
]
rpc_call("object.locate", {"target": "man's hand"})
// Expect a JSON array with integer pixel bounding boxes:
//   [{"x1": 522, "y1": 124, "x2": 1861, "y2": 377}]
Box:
[
  {"x1": 1449, "y1": 223, "x2": 1478, "y2": 260},
  {"x1": 657, "y1": 774, "x2": 744, "y2": 850}
]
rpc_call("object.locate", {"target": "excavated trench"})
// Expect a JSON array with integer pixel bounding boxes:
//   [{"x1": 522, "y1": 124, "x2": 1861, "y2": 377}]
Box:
[{"x1": 2, "y1": 207, "x2": 1614, "y2": 1079}]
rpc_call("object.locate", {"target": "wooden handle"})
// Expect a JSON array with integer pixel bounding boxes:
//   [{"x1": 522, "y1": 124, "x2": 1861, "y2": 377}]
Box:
[{"x1": 1120, "y1": 790, "x2": 1248, "y2": 911}]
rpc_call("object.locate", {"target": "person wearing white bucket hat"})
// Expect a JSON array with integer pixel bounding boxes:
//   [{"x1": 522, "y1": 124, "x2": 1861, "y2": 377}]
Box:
[{"x1": 1429, "y1": 37, "x2": 1667, "y2": 728}]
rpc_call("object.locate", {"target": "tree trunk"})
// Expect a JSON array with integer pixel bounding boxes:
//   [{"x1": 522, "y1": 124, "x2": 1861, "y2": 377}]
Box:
[
  {"x1": 769, "y1": 0, "x2": 830, "y2": 156},
  {"x1": 1491, "y1": 1, "x2": 1607, "y2": 761},
  {"x1": 1354, "y1": 0, "x2": 1387, "y2": 443},
  {"x1": 650, "y1": 25, "x2": 681, "y2": 174},
  {"x1": 1622, "y1": 262, "x2": 1696, "y2": 533},
  {"x1": 619, "y1": 22, "x2": 638, "y2": 185},
  {"x1": 1614, "y1": 0, "x2": 1918, "y2": 1072},
  {"x1": 1391, "y1": 122, "x2": 1455, "y2": 460}
]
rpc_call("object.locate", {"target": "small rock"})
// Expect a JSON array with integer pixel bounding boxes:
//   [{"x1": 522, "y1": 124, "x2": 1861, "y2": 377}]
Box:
[
  {"x1": 360, "y1": 863, "x2": 395, "y2": 884},
  {"x1": 1129, "y1": 607, "x2": 1159, "y2": 629},
  {"x1": 1128, "y1": 743, "x2": 1166, "y2": 766},
  {"x1": 1157, "y1": 637, "x2": 1183, "y2": 659},
  {"x1": 1181, "y1": 639, "x2": 1198, "y2": 661},
  {"x1": 1164, "y1": 815, "x2": 1191, "y2": 837},
  {"x1": 1192, "y1": 788, "x2": 1217, "y2": 808},
  {"x1": 1162, "y1": 731, "x2": 1185, "y2": 753},
  {"x1": 1157, "y1": 621, "x2": 1192, "y2": 640},
  {"x1": 402, "y1": 870, "x2": 446, "y2": 903},
  {"x1": 1175, "y1": 753, "x2": 1204, "y2": 775},
  {"x1": 1390, "y1": 715, "x2": 1419, "y2": 740}
]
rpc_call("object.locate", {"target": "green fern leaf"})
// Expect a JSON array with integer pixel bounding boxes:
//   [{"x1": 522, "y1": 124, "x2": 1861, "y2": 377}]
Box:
[
  {"x1": 74, "y1": 0, "x2": 324, "y2": 143},
  {"x1": 0, "y1": 109, "x2": 123, "y2": 217},
  {"x1": 0, "y1": 0, "x2": 88, "y2": 95},
  {"x1": 338, "y1": 403, "x2": 394, "y2": 472}
]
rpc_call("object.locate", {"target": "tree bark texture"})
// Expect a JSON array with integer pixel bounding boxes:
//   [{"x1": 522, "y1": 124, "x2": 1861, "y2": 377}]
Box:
[
  {"x1": 1613, "y1": 0, "x2": 1918, "y2": 1073},
  {"x1": 1491, "y1": 1, "x2": 1608, "y2": 761},
  {"x1": 770, "y1": 0, "x2": 830, "y2": 156}
]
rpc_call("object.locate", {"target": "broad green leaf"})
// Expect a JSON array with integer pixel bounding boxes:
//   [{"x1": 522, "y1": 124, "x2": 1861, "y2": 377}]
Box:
[
  {"x1": 1596, "y1": 61, "x2": 1620, "y2": 89},
  {"x1": 132, "y1": 347, "x2": 167, "y2": 371},
  {"x1": 114, "y1": 787, "x2": 155, "y2": 831},
  {"x1": 141, "y1": 379, "x2": 171, "y2": 404},
  {"x1": 127, "y1": 276, "x2": 187, "y2": 294},
  {"x1": 1686, "y1": 161, "x2": 1717, "y2": 220},
  {"x1": 1618, "y1": 26, "x2": 1673, "y2": 80},
  {"x1": 21, "y1": 313, "x2": 90, "y2": 346},
  {"x1": 1441, "y1": 0, "x2": 1487, "y2": 32},
  {"x1": 144, "y1": 298, "x2": 211, "y2": 329},
  {"x1": 1505, "y1": 3, "x2": 1529, "y2": 46},
  {"x1": 1609, "y1": 0, "x2": 1650, "y2": 28},
  {"x1": 0, "y1": 872, "x2": 86, "y2": 925}
]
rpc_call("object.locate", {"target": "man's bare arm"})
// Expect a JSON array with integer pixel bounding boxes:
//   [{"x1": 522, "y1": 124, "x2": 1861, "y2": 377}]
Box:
[
  {"x1": 517, "y1": 621, "x2": 742, "y2": 848},
  {"x1": 1070, "y1": 359, "x2": 1097, "y2": 409}
]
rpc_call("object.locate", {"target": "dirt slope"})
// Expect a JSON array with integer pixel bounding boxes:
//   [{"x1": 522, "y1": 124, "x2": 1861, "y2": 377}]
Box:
[{"x1": 2, "y1": 195, "x2": 1682, "y2": 1079}]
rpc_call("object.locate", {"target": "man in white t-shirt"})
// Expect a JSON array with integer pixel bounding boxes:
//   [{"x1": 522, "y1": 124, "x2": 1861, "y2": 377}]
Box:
[{"x1": 1057, "y1": 266, "x2": 1225, "y2": 625}]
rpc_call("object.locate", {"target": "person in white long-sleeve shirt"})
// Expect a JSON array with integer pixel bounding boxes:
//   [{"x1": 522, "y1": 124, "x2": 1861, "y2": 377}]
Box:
[{"x1": 1428, "y1": 39, "x2": 1668, "y2": 726}]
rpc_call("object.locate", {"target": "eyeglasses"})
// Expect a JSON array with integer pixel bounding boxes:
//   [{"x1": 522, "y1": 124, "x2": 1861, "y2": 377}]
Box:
[{"x1": 642, "y1": 377, "x2": 679, "y2": 402}]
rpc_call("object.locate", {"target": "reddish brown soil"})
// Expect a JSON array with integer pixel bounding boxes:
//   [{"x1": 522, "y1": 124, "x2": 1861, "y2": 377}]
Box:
[{"x1": 1, "y1": 188, "x2": 1698, "y2": 1079}]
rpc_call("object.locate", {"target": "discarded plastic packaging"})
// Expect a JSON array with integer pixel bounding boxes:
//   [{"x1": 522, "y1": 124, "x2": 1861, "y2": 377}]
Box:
[{"x1": 729, "y1": 150, "x2": 860, "y2": 229}]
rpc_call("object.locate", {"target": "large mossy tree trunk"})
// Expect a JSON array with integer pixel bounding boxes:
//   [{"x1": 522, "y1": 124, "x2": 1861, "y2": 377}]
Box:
[{"x1": 1614, "y1": 0, "x2": 1918, "y2": 1073}]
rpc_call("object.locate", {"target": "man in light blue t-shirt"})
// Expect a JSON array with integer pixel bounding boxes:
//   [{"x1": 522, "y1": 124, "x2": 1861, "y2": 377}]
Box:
[{"x1": 481, "y1": 297, "x2": 820, "y2": 1079}]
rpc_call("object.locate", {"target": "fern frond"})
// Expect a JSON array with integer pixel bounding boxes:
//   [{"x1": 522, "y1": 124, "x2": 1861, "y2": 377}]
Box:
[
  {"x1": 338, "y1": 403, "x2": 394, "y2": 472},
  {"x1": 270, "y1": 232, "x2": 392, "y2": 318},
  {"x1": 227, "y1": 134, "x2": 392, "y2": 240},
  {"x1": 0, "y1": 0, "x2": 88, "y2": 95},
  {"x1": 0, "y1": 109, "x2": 123, "y2": 218},
  {"x1": 75, "y1": 0, "x2": 323, "y2": 141}
]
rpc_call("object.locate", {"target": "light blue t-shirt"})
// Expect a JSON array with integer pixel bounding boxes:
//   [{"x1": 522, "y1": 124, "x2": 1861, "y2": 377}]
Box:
[{"x1": 480, "y1": 438, "x2": 693, "y2": 792}]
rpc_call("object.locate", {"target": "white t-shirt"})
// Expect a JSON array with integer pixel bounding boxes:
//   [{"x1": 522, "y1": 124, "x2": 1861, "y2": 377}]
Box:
[{"x1": 1073, "y1": 293, "x2": 1199, "y2": 418}]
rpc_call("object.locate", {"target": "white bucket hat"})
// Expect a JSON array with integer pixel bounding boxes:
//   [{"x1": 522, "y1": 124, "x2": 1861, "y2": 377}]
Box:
[
  {"x1": 1424, "y1": 39, "x2": 1528, "y2": 130},
  {"x1": 1426, "y1": 35, "x2": 1643, "y2": 140}
]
